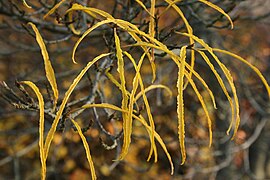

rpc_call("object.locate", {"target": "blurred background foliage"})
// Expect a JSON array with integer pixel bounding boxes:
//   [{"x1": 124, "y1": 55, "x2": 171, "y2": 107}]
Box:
[{"x1": 0, "y1": 0, "x2": 269, "y2": 179}]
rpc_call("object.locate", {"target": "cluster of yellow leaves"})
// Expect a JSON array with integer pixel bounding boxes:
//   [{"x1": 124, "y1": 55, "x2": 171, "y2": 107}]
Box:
[{"x1": 22, "y1": 1, "x2": 270, "y2": 179}]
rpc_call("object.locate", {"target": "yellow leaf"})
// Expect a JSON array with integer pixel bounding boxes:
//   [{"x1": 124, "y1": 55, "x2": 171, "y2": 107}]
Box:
[
  {"x1": 72, "y1": 19, "x2": 114, "y2": 63},
  {"x1": 82, "y1": 103, "x2": 127, "y2": 112},
  {"x1": 163, "y1": 0, "x2": 195, "y2": 88},
  {"x1": 80, "y1": 103, "x2": 174, "y2": 175},
  {"x1": 149, "y1": 0, "x2": 156, "y2": 82},
  {"x1": 128, "y1": 41, "x2": 216, "y2": 109},
  {"x1": 129, "y1": 41, "x2": 215, "y2": 148},
  {"x1": 28, "y1": 22, "x2": 58, "y2": 111},
  {"x1": 179, "y1": 32, "x2": 239, "y2": 139},
  {"x1": 70, "y1": 119, "x2": 96, "y2": 180},
  {"x1": 134, "y1": 84, "x2": 172, "y2": 101},
  {"x1": 44, "y1": 53, "x2": 111, "y2": 159},
  {"x1": 43, "y1": 0, "x2": 66, "y2": 19},
  {"x1": 197, "y1": 50, "x2": 230, "y2": 110},
  {"x1": 124, "y1": 51, "x2": 157, "y2": 162},
  {"x1": 212, "y1": 48, "x2": 270, "y2": 98},
  {"x1": 21, "y1": 81, "x2": 46, "y2": 180},
  {"x1": 114, "y1": 30, "x2": 130, "y2": 160},
  {"x1": 66, "y1": 3, "x2": 112, "y2": 19},
  {"x1": 177, "y1": 46, "x2": 187, "y2": 164},
  {"x1": 136, "y1": 115, "x2": 174, "y2": 175},
  {"x1": 198, "y1": 0, "x2": 234, "y2": 29},
  {"x1": 67, "y1": 11, "x2": 81, "y2": 35},
  {"x1": 22, "y1": 0, "x2": 32, "y2": 8},
  {"x1": 135, "y1": 0, "x2": 152, "y2": 15}
]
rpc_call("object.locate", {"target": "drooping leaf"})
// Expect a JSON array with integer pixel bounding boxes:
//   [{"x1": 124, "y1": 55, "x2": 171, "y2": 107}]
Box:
[
  {"x1": 128, "y1": 42, "x2": 215, "y2": 147},
  {"x1": 177, "y1": 46, "x2": 187, "y2": 164},
  {"x1": 212, "y1": 48, "x2": 270, "y2": 98},
  {"x1": 179, "y1": 32, "x2": 239, "y2": 139},
  {"x1": 149, "y1": 0, "x2": 157, "y2": 82},
  {"x1": 135, "y1": 0, "x2": 152, "y2": 15},
  {"x1": 128, "y1": 41, "x2": 216, "y2": 109},
  {"x1": 124, "y1": 51, "x2": 157, "y2": 162},
  {"x1": 70, "y1": 119, "x2": 96, "y2": 180},
  {"x1": 198, "y1": 0, "x2": 234, "y2": 29},
  {"x1": 163, "y1": 0, "x2": 195, "y2": 88},
  {"x1": 136, "y1": 115, "x2": 174, "y2": 175},
  {"x1": 21, "y1": 81, "x2": 46, "y2": 180},
  {"x1": 28, "y1": 22, "x2": 58, "y2": 111},
  {"x1": 80, "y1": 103, "x2": 174, "y2": 175},
  {"x1": 114, "y1": 29, "x2": 130, "y2": 160},
  {"x1": 197, "y1": 50, "x2": 231, "y2": 110},
  {"x1": 44, "y1": 53, "x2": 111, "y2": 159}
]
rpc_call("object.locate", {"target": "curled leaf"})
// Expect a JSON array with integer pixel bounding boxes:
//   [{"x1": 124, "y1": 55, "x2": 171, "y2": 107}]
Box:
[
  {"x1": 134, "y1": 84, "x2": 173, "y2": 101},
  {"x1": 72, "y1": 19, "x2": 114, "y2": 63},
  {"x1": 67, "y1": 10, "x2": 81, "y2": 35},
  {"x1": 22, "y1": 0, "x2": 32, "y2": 8},
  {"x1": 66, "y1": 3, "x2": 112, "y2": 19}
]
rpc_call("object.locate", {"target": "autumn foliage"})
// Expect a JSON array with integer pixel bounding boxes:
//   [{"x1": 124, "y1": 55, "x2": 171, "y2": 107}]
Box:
[{"x1": 0, "y1": 0, "x2": 269, "y2": 179}]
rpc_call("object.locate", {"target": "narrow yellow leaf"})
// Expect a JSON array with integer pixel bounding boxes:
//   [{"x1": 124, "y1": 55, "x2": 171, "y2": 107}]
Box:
[
  {"x1": 21, "y1": 81, "x2": 46, "y2": 180},
  {"x1": 128, "y1": 41, "x2": 216, "y2": 109},
  {"x1": 179, "y1": 32, "x2": 240, "y2": 138},
  {"x1": 134, "y1": 84, "x2": 172, "y2": 101},
  {"x1": 114, "y1": 30, "x2": 130, "y2": 160},
  {"x1": 70, "y1": 119, "x2": 96, "y2": 180},
  {"x1": 105, "y1": 69, "x2": 122, "y2": 91},
  {"x1": 186, "y1": 76, "x2": 213, "y2": 147},
  {"x1": 136, "y1": 115, "x2": 174, "y2": 175},
  {"x1": 28, "y1": 22, "x2": 58, "y2": 111},
  {"x1": 197, "y1": 50, "x2": 230, "y2": 111},
  {"x1": 67, "y1": 11, "x2": 81, "y2": 35},
  {"x1": 82, "y1": 103, "x2": 127, "y2": 112},
  {"x1": 80, "y1": 103, "x2": 174, "y2": 175},
  {"x1": 198, "y1": 0, "x2": 234, "y2": 29},
  {"x1": 67, "y1": 3, "x2": 113, "y2": 19},
  {"x1": 177, "y1": 46, "x2": 187, "y2": 164},
  {"x1": 213, "y1": 48, "x2": 270, "y2": 98},
  {"x1": 159, "y1": 0, "x2": 183, "y2": 16},
  {"x1": 22, "y1": 0, "x2": 32, "y2": 8},
  {"x1": 149, "y1": 0, "x2": 156, "y2": 82},
  {"x1": 72, "y1": 19, "x2": 114, "y2": 63},
  {"x1": 129, "y1": 42, "x2": 215, "y2": 147},
  {"x1": 163, "y1": 0, "x2": 195, "y2": 88},
  {"x1": 135, "y1": 0, "x2": 152, "y2": 15},
  {"x1": 124, "y1": 51, "x2": 157, "y2": 162},
  {"x1": 44, "y1": 53, "x2": 111, "y2": 159},
  {"x1": 43, "y1": 0, "x2": 66, "y2": 19}
]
